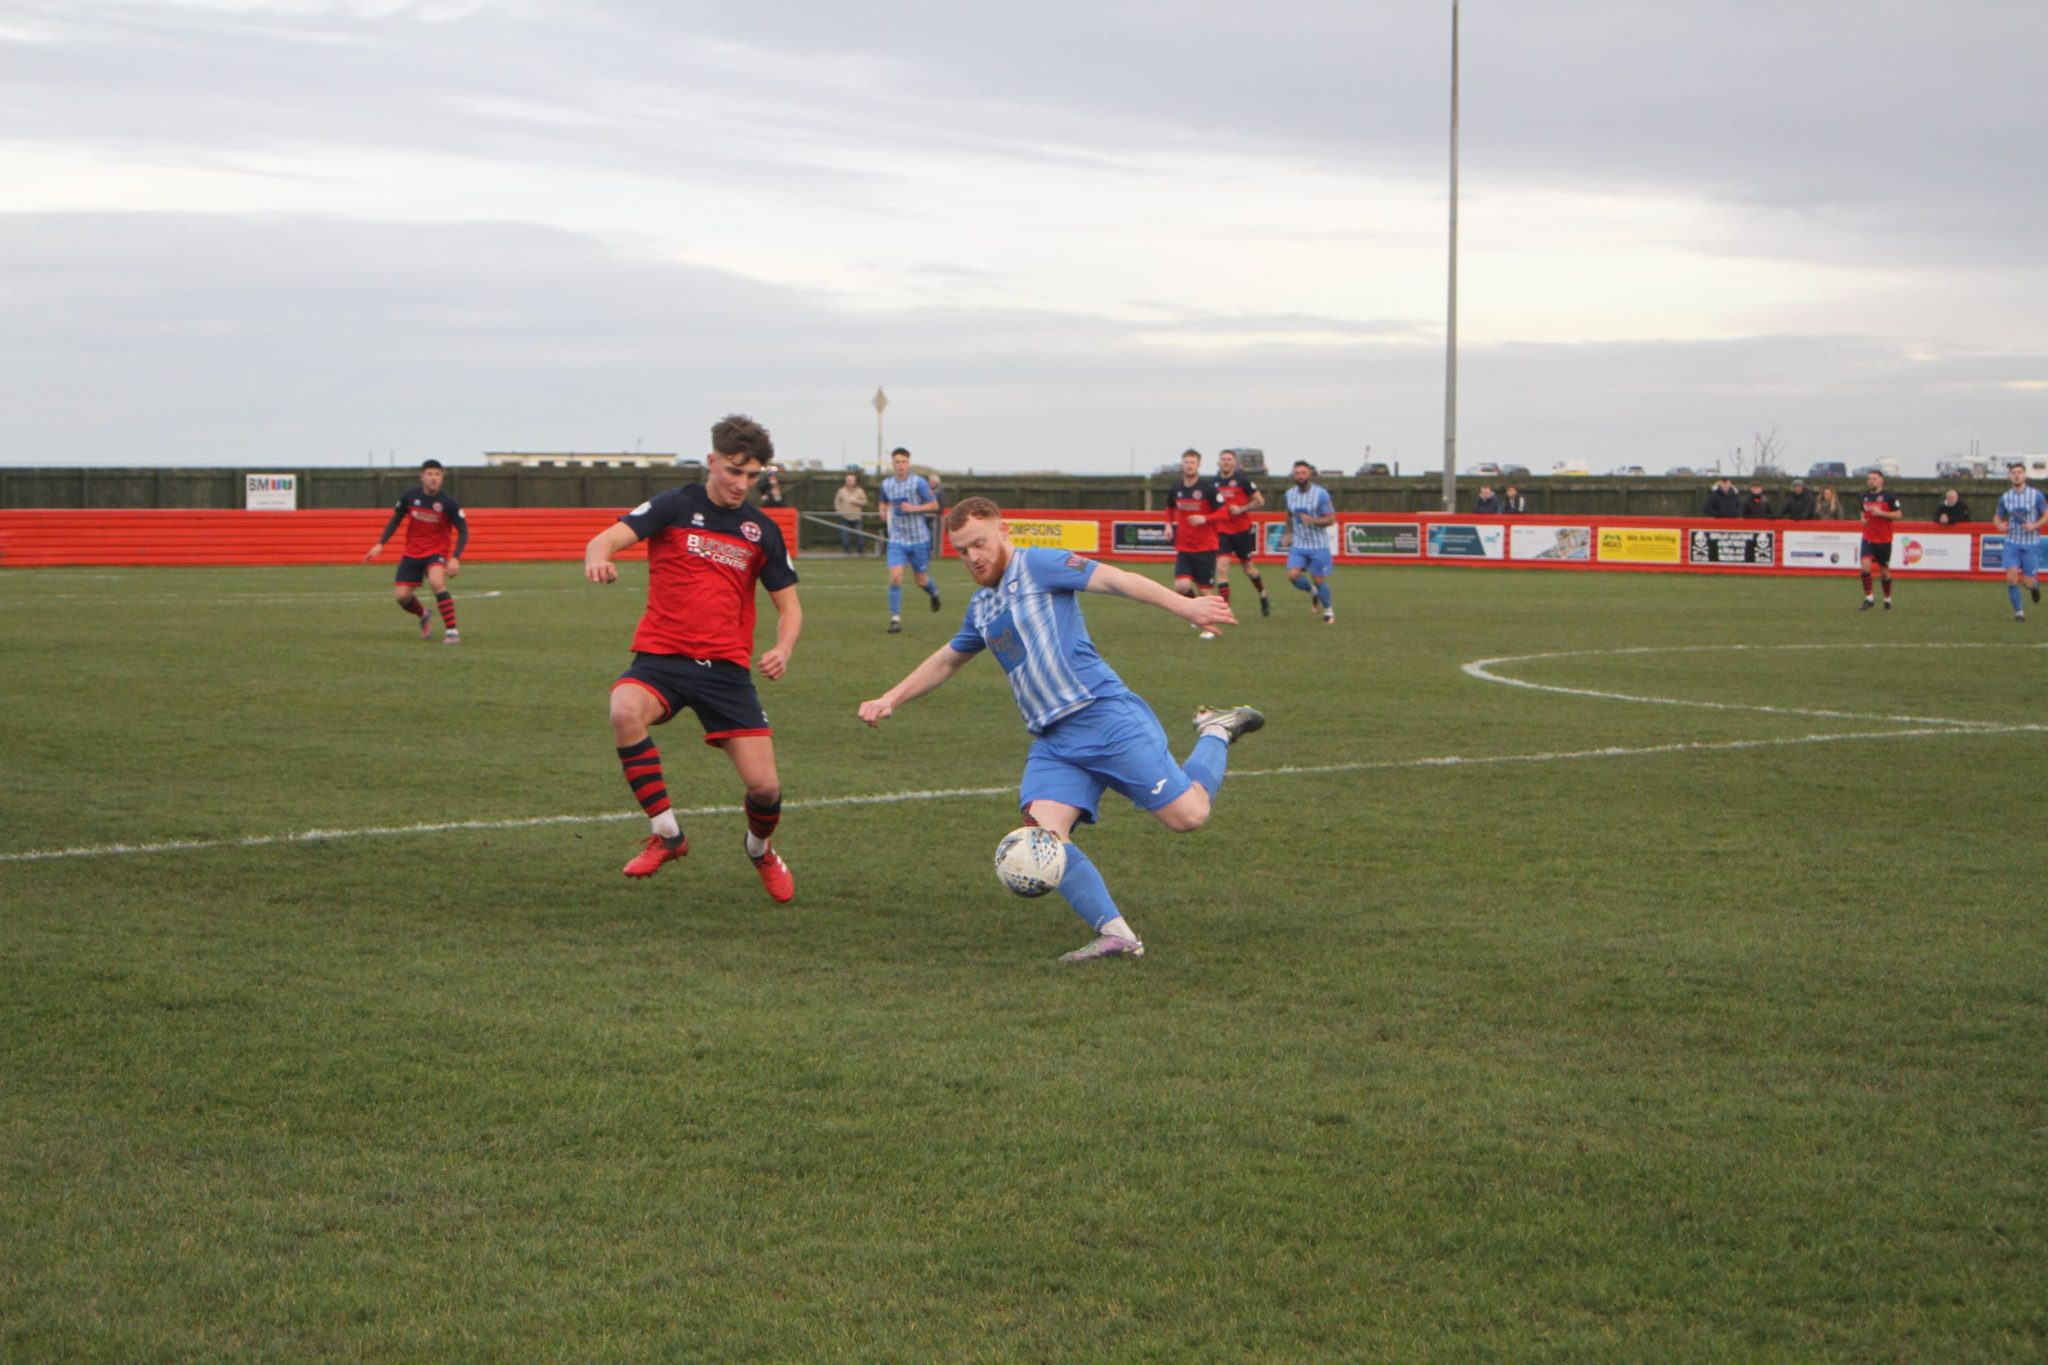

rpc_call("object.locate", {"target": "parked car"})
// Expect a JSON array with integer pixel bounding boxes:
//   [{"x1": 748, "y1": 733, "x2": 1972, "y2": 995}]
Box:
[
  {"x1": 1356, "y1": 462, "x2": 1391, "y2": 477},
  {"x1": 1808, "y1": 461, "x2": 1848, "y2": 479},
  {"x1": 1550, "y1": 460, "x2": 1590, "y2": 477},
  {"x1": 1613, "y1": 465, "x2": 1647, "y2": 477},
  {"x1": 1462, "y1": 463, "x2": 1502, "y2": 477},
  {"x1": 1665, "y1": 466, "x2": 1696, "y2": 477}
]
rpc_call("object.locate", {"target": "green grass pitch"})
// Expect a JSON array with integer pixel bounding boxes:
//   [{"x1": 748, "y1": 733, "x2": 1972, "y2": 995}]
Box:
[{"x1": 2, "y1": 556, "x2": 2044, "y2": 1360}]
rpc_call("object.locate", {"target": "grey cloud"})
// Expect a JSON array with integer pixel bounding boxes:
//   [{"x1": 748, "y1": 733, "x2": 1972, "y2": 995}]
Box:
[{"x1": 3, "y1": 212, "x2": 2041, "y2": 473}]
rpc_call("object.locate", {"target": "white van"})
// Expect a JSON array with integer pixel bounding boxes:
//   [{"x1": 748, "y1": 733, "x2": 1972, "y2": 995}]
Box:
[{"x1": 1993, "y1": 454, "x2": 2048, "y2": 480}]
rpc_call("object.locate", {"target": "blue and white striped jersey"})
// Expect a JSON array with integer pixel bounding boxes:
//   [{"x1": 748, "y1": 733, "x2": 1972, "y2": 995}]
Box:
[
  {"x1": 881, "y1": 474, "x2": 934, "y2": 546},
  {"x1": 1998, "y1": 486, "x2": 2046, "y2": 546},
  {"x1": 949, "y1": 548, "x2": 1131, "y2": 735},
  {"x1": 1284, "y1": 482, "x2": 1335, "y2": 551}
]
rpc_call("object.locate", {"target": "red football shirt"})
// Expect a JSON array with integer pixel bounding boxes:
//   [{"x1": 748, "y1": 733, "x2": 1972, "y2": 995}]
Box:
[
  {"x1": 620, "y1": 485, "x2": 797, "y2": 666},
  {"x1": 1213, "y1": 472, "x2": 1260, "y2": 536},
  {"x1": 383, "y1": 487, "x2": 467, "y2": 558},
  {"x1": 1860, "y1": 489, "x2": 1899, "y2": 545},
  {"x1": 1169, "y1": 477, "x2": 1222, "y2": 552}
]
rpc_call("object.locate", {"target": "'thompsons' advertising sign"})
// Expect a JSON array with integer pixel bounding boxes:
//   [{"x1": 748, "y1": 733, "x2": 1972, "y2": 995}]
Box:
[
  {"x1": 245, "y1": 473, "x2": 297, "y2": 511},
  {"x1": 1004, "y1": 519, "x2": 1101, "y2": 553},
  {"x1": 1598, "y1": 526, "x2": 1682, "y2": 564}
]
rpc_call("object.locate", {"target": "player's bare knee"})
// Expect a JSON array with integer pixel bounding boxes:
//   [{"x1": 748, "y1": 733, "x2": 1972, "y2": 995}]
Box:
[{"x1": 745, "y1": 780, "x2": 781, "y2": 807}]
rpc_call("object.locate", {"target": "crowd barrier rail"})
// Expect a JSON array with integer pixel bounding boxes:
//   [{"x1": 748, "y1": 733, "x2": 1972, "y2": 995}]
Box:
[{"x1": 0, "y1": 507, "x2": 2015, "y2": 580}]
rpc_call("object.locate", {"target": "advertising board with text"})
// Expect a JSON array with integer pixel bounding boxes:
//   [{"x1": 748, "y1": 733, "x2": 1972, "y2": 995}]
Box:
[
  {"x1": 1781, "y1": 529, "x2": 1864, "y2": 570},
  {"x1": 1892, "y1": 532, "x2": 1973, "y2": 573},
  {"x1": 1343, "y1": 522, "x2": 1423, "y2": 557},
  {"x1": 1111, "y1": 521, "x2": 1175, "y2": 555},
  {"x1": 1427, "y1": 523, "x2": 1506, "y2": 560},
  {"x1": 1597, "y1": 526, "x2": 1682, "y2": 564},
  {"x1": 1509, "y1": 525, "x2": 1592, "y2": 561},
  {"x1": 1687, "y1": 528, "x2": 1775, "y2": 566},
  {"x1": 1003, "y1": 519, "x2": 1101, "y2": 553}
]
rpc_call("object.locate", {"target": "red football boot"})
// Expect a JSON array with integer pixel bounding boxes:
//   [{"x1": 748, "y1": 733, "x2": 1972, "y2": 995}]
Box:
[
  {"x1": 751, "y1": 847, "x2": 794, "y2": 903},
  {"x1": 623, "y1": 832, "x2": 688, "y2": 878}
]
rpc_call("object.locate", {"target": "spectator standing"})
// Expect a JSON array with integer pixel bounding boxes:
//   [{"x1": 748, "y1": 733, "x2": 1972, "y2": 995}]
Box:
[
  {"x1": 1701, "y1": 478, "x2": 1742, "y2": 518},
  {"x1": 833, "y1": 473, "x2": 869, "y2": 555},
  {"x1": 1933, "y1": 489, "x2": 1971, "y2": 525},
  {"x1": 757, "y1": 470, "x2": 788, "y2": 508},
  {"x1": 1778, "y1": 479, "x2": 1817, "y2": 520},
  {"x1": 1471, "y1": 484, "x2": 1504, "y2": 514},
  {"x1": 1814, "y1": 486, "x2": 1844, "y2": 520},
  {"x1": 1741, "y1": 483, "x2": 1773, "y2": 518},
  {"x1": 1501, "y1": 484, "x2": 1527, "y2": 515}
]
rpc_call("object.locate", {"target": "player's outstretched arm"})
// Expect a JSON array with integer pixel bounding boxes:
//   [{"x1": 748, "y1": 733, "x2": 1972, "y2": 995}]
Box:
[
  {"x1": 858, "y1": 645, "x2": 974, "y2": 726},
  {"x1": 584, "y1": 522, "x2": 640, "y2": 584},
  {"x1": 758, "y1": 585, "x2": 802, "y2": 681},
  {"x1": 1086, "y1": 562, "x2": 1238, "y2": 631}
]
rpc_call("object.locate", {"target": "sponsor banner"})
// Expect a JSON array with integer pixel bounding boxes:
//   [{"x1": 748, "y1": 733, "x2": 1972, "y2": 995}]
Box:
[
  {"x1": 1004, "y1": 518, "x2": 1100, "y2": 553},
  {"x1": 1427, "y1": 523, "x2": 1506, "y2": 560},
  {"x1": 1978, "y1": 535, "x2": 2008, "y2": 572},
  {"x1": 1262, "y1": 521, "x2": 1288, "y2": 556},
  {"x1": 245, "y1": 473, "x2": 297, "y2": 511},
  {"x1": 1688, "y1": 528, "x2": 1775, "y2": 566},
  {"x1": 1344, "y1": 521, "x2": 1422, "y2": 557},
  {"x1": 1597, "y1": 526, "x2": 1682, "y2": 564},
  {"x1": 1111, "y1": 520, "x2": 1175, "y2": 555},
  {"x1": 1781, "y1": 529, "x2": 1864, "y2": 571},
  {"x1": 1509, "y1": 524, "x2": 1592, "y2": 562},
  {"x1": 1893, "y1": 532, "x2": 1973, "y2": 573}
]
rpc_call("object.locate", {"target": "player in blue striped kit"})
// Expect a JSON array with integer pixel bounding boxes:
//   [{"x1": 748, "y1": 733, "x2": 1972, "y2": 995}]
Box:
[
  {"x1": 858, "y1": 498, "x2": 1265, "y2": 963},
  {"x1": 1994, "y1": 461, "x2": 2047, "y2": 622},
  {"x1": 1282, "y1": 459, "x2": 1336, "y2": 624},
  {"x1": 879, "y1": 447, "x2": 942, "y2": 633}
]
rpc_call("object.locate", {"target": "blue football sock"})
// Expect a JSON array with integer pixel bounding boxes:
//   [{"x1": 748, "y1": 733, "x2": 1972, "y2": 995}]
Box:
[
  {"x1": 924, "y1": 580, "x2": 939, "y2": 599},
  {"x1": 1182, "y1": 734, "x2": 1228, "y2": 798},
  {"x1": 2010, "y1": 584, "x2": 2024, "y2": 612},
  {"x1": 1057, "y1": 843, "x2": 1120, "y2": 931},
  {"x1": 1317, "y1": 581, "x2": 1332, "y2": 609},
  {"x1": 1289, "y1": 574, "x2": 1314, "y2": 594},
  {"x1": 888, "y1": 583, "x2": 903, "y2": 616}
]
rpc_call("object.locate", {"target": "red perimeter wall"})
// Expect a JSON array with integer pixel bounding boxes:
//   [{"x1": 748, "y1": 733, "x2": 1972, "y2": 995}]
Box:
[
  {"x1": 0, "y1": 507, "x2": 2007, "y2": 580},
  {"x1": 0, "y1": 508, "x2": 800, "y2": 568}
]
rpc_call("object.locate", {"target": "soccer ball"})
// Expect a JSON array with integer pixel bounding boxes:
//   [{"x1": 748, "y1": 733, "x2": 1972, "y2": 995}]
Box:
[{"x1": 993, "y1": 826, "x2": 1067, "y2": 898}]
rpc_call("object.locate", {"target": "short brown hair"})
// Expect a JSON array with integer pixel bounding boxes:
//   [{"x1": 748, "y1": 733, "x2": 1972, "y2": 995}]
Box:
[
  {"x1": 711, "y1": 414, "x2": 774, "y2": 467},
  {"x1": 1181, "y1": 448, "x2": 1202, "y2": 461},
  {"x1": 944, "y1": 496, "x2": 1001, "y2": 534}
]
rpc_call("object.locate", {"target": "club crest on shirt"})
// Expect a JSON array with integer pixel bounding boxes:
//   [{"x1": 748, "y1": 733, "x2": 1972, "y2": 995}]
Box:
[
  {"x1": 741, "y1": 521, "x2": 762, "y2": 542},
  {"x1": 1065, "y1": 553, "x2": 1085, "y2": 569},
  {"x1": 432, "y1": 501, "x2": 443, "y2": 512}
]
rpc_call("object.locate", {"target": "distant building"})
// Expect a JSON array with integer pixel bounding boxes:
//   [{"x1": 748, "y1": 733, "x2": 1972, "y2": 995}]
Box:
[{"x1": 484, "y1": 451, "x2": 681, "y2": 469}]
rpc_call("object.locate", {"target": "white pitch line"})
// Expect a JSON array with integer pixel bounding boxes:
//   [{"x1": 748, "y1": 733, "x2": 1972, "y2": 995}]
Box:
[{"x1": 3, "y1": 725, "x2": 2032, "y2": 866}]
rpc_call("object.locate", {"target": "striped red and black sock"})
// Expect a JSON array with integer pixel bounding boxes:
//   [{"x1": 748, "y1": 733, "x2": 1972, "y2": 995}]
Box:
[
  {"x1": 745, "y1": 795, "x2": 782, "y2": 843},
  {"x1": 435, "y1": 591, "x2": 458, "y2": 631},
  {"x1": 1860, "y1": 572, "x2": 1873, "y2": 594},
  {"x1": 399, "y1": 597, "x2": 426, "y2": 618},
  {"x1": 618, "y1": 739, "x2": 670, "y2": 817},
  {"x1": 1217, "y1": 583, "x2": 1232, "y2": 603}
]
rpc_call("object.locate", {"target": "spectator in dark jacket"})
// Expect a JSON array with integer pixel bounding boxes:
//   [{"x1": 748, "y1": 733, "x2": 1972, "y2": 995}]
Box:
[
  {"x1": 1741, "y1": 483, "x2": 1772, "y2": 518},
  {"x1": 1778, "y1": 479, "x2": 1817, "y2": 520},
  {"x1": 1472, "y1": 484, "x2": 1504, "y2": 514},
  {"x1": 1701, "y1": 478, "x2": 1742, "y2": 518},
  {"x1": 1501, "y1": 484, "x2": 1527, "y2": 515},
  {"x1": 1933, "y1": 489, "x2": 1971, "y2": 525}
]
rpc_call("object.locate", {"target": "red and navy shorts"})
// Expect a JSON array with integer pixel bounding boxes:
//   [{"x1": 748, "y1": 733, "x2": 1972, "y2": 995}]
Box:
[
  {"x1": 1860, "y1": 539, "x2": 1893, "y2": 567},
  {"x1": 613, "y1": 653, "x2": 771, "y2": 744},
  {"x1": 1172, "y1": 550, "x2": 1217, "y2": 586},
  {"x1": 1216, "y1": 529, "x2": 1258, "y2": 562},
  {"x1": 395, "y1": 554, "x2": 446, "y2": 585}
]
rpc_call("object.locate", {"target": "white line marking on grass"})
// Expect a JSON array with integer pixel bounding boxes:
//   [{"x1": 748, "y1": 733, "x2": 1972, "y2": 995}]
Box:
[
  {"x1": 0, "y1": 589, "x2": 509, "y2": 605},
  {"x1": 5, "y1": 728, "x2": 2035, "y2": 865},
  {"x1": 1464, "y1": 642, "x2": 2046, "y2": 731}
]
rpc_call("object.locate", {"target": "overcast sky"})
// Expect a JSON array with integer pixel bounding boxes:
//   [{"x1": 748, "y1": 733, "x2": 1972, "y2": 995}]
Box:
[{"x1": 4, "y1": 0, "x2": 2046, "y2": 475}]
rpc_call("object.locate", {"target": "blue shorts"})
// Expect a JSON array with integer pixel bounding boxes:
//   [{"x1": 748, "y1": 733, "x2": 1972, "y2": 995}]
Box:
[
  {"x1": 1019, "y1": 692, "x2": 1192, "y2": 826},
  {"x1": 2002, "y1": 540, "x2": 2041, "y2": 577},
  {"x1": 887, "y1": 541, "x2": 932, "y2": 573},
  {"x1": 1287, "y1": 547, "x2": 1333, "y2": 577},
  {"x1": 395, "y1": 554, "x2": 446, "y2": 585}
]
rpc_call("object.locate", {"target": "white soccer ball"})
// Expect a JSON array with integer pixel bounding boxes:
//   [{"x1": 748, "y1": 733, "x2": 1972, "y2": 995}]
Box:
[{"x1": 993, "y1": 826, "x2": 1067, "y2": 898}]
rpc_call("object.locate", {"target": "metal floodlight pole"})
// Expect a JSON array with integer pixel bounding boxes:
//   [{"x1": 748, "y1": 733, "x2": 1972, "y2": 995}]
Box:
[
  {"x1": 872, "y1": 387, "x2": 888, "y2": 479},
  {"x1": 1441, "y1": 0, "x2": 1461, "y2": 514}
]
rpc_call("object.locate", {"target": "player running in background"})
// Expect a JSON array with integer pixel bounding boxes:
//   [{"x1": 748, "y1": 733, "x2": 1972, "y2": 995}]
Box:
[
  {"x1": 363, "y1": 458, "x2": 468, "y2": 643},
  {"x1": 1167, "y1": 448, "x2": 1224, "y2": 638},
  {"x1": 1994, "y1": 461, "x2": 2046, "y2": 621},
  {"x1": 880, "y1": 447, "x2": 941, "y2": 634},
  {"x1": 1857, "y1": 469, "x2": 1902, "y2": 611},
  {"x1": 1212, "y1": 448, "x2": 1271, "y2": 618},
  {"x1": 583, "y1": 414, "x2": 801, "y2": 902},
  {"x1": 1281, "y1": 459, "x2": 1336, "y2": 624},
  {"x1": 858, "y1": 497, "x2": 1263, "y2": 964}
]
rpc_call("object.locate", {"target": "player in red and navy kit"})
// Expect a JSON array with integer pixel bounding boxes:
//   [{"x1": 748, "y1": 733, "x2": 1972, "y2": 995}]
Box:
[
  {"x1": 584, "y1": 414, "x2": 802, "y2": 901},
  {"x1": 1211, "y1": 448, "x2": 1271, "y2": 618},
  {"x1": 363, "y1": 458, "x2": 469, "y2": 643},
  {"x1": 1857, "y1": 469, "x2": 1902, "y2": 611},
  {"x1": 1167, "y1": 448, "x2": 1225, "y2": 638}
]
